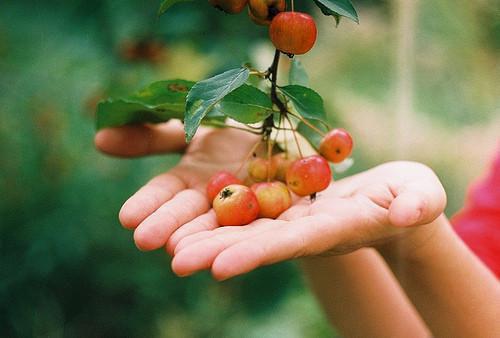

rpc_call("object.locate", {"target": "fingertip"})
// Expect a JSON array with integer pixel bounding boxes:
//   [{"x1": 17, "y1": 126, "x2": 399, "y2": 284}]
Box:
[
  {"x1": 119, "y1": 200, "x2": 141, "y2": 230},
  {"x1": 94, "y1": 129, "x2": 109, "y2": 151},
  {"x1": 95, "y1": 127, "x2": 139, "y2": 155},
  {"x1": 389, "y1": 192, "x2": 426, "y2": 227},
  {"x1": 211, "y1": 257, "x2": 232, "y2": 281},
  {"x1": 171, "y1": 252, "x2": 196, "y2": 277},
  {"x1": 133, "y1": 226, "x2": 161, "y2": 251}
]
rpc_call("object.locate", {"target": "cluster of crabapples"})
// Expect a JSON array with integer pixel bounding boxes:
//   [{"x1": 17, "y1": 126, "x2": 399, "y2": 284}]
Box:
[
  {"x1": 209, "y1": 0, "x2": 317, "y2": 55},
  {"x1": 207, "y1": 128, "x2": 353, "y2": 226}
]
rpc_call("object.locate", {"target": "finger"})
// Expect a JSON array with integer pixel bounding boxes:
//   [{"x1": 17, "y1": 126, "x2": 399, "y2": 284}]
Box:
[
  {"x1": 211, "y1": 215, "x2": 334, "y2": 281},
  {"x1": 119, "y1": 173, "x2": 187, "y2": 229},
  {"x1": 133, "y1": 189, "x2": 209, "y2": 251},
  {"x1": 171, "y1": 219, "x2": 279, "y2": 277},
  {"x1": 94, "y1": 120, "x2": 186, "y2": 157},
  {"x1": 389, "y1": 174, "x2": 447, "y2": 227},
  {"x1": 165, "y1": 210, "x2": 219, "y2": 255},
  {"x1": 173, "y1": 218, "x2": 273, "y2": 255}
]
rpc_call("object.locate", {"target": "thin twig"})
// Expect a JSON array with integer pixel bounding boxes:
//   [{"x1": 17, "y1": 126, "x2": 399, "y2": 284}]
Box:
[
  {"x1": 287, "y1": 111, "x2": 326, "y2": 137},
  {"x1": 285, "y1": 114, "x2": 303, "y2": 158}
]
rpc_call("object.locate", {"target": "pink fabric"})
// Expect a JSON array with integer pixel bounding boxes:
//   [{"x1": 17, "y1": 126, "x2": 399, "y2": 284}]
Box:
[{"x1": 451, "y1": 147, "x2": 500, "y2": 278}]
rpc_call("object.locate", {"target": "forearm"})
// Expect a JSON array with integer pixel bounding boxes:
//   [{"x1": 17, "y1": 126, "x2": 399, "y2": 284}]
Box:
[
  {"x1": 300, "y1": 249, "x2": 430, "y2": 338},
  {"x1": 380, "y1": 215, "x2": 500, "y2": 338}
]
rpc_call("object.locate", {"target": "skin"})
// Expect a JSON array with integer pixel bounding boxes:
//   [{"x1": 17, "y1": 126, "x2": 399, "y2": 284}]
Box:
[
  {"x1": 269, "y1": 12, "x2": 317, "y2": 55},
  {"x1": 213, "y1": 184, "x2": 259, "y2": 226},
  {"x1": 95, "y1": 121, "x2": 500, "y2": 336},
  {"x1": 208, "y1": 0, "x2": 248, "y2": 14},
  {"x1": 319, "y1": 128, "x2": 353, "y2": 163},
  {"x1": 94, "y1": 120, "x2": 259, "y2": 251},
  {"x1": 206, "y1": 170, "x2": 242, "y2": 203},
  {"x1": 286, "y1": 155, "x2": 331, "y2": 196},
  {"x1": 251, "y1": 181, "x2": 291, "y2": 218},
  {"x1": 248, "y1": 0, "x2": 286, "y2": 25}
]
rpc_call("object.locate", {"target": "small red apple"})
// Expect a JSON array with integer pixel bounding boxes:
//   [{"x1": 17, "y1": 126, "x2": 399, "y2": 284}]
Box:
[
  {"x1": 251, "y1": 181, "x2": 291, "y2": 218},
  {"x1": 247, "y1": 157, "x2": 278, "y2": 182},
  {"x1": 272, "y1": 153, "x2": 295, "y2": 182},
  {"x1": 286, "y1": 155, "x2": 331, "y2": 196},
  {"x1": 206, "y1": 171, "x2": 243, "y2": 203},
  {"x1": 269, "y1": 12, "x2": 317, "y2": 55},
  {"x1": 213, "y1": 184, "x2": 260, "y2": 226},
  {"x1": 319, "y1": 128, "x2": 353, "y2": 163},
  {"x1": 248, "y1": 0, "x2": 286, "y2": 25}
]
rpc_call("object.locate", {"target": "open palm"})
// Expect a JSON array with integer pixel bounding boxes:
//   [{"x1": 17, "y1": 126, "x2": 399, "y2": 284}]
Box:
[
  {"x1": 169, "y1": 161, "x2": 446, "y2": 280},
  {"x1": 96, "y1": 122, "x2": 446, "y2": 280},
  {"x1": 95, "y1": 120, "x2": 261, "y2": 251}
]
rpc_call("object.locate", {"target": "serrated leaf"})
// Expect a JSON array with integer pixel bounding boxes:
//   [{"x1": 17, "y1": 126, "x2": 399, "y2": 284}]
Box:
[
  {"x1": 289, "y1": 58, "x2": 310, "y2": 86},
  {"x1": 95, "y1": 79, "x2": 194, "y2": 130},
  {"x1": 218, "y1": 84, "x2": 273, "y2": 123},
  {"x1": 314, "y1": 0, "x2": 358, "y2": 23},
  {"x1": 184, "y1": 67, "x2": 250, "y2": 142},
  {"x1": 280, "y1": 85, "x2": 328, "y2": 124},
  {"x1": 158, "y1": 0, "x2": 192, "y2": 16},
  {"x1": 297, "y1": 119, "x2": 329, "y2": 151}
]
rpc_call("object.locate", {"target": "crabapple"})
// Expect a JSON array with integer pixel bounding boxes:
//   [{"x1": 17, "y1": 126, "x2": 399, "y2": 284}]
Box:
[
  {"x1": 248, "y1": 0, "x2": 286, "y2": 25},
  {"x1": 286, "y1": 155, "x2": 331, "y2": 196},
  {"x1": 319, "y1": 128, "x2": 354, "y2": 163},
  {"x1": 251, "y1": 181, "x2": 291, "y2": 219},
  {"x1": 206, "y1": 170, "x2": 242, "y2": 203},
  {"x1": 272, "y1": 152, "x2": 295, "y2": 182},
  {"x1": 247, "y1": 157, "x2": 278, "y2": 182},
  {"x1": 213, "y1": 184, "x2": 260, "y2": 226},
  {"x1": 269, "y1": 12, "x2": 317, "y2": 55},
  {"x1": 209, "y1": 0, "x2": 248, "y2": 14}
]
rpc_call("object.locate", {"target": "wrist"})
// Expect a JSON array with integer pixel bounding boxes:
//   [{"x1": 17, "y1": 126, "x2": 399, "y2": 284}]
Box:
[{"x1": 377, "y1": 214, "x2": 451, "y2": 264}]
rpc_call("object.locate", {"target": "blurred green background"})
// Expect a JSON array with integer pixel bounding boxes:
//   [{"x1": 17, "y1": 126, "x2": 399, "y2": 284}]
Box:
[{"x1": 1, "y1": 0, "x2": 498, "y2": 337}]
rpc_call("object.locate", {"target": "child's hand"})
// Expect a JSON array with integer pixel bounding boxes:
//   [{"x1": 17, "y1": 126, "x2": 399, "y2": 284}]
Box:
[
  {"x1": 169, "y1": 161, "x2": 447, "y2": 280},
  {"x1": 95, "y1": 121, "x2": 261, "y2": 251}
]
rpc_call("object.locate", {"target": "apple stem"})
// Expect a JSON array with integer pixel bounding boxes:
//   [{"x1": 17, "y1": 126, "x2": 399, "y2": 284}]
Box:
[
  {"x1": 286, "y1": 114, "x2": 304, "y2": 158},
  {"x1": 288, "y1": 111, "x2": 326, "y2": 137},
  {"x1": 310, "y1": 192, "x2": 317, "y2": 202},
  {"x1": 266, "y1": 136, "x2": 272, "y2": 182}
]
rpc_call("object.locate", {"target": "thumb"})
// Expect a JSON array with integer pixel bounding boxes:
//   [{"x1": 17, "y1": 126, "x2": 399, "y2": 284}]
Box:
[{"x1": 389, "y1": 175, "x2": 447, "y2": 227}]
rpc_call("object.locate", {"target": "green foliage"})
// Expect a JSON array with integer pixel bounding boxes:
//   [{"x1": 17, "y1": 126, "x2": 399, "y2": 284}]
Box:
[
  {"x1": 217, "y1": 84, "x2": 273, "y2": 123},
  {"x1": 314, "y1": 0, "x2": 359, "y2": 24},
  {"x1": 184, "y1": 67, "x2": 250, "y2": 141},
  {"x1": 279, "y1": 85, "x2": 328, "y2": 124},
  {"x1": 96, "y1": 80, "x2": 194, "y2": 129}
]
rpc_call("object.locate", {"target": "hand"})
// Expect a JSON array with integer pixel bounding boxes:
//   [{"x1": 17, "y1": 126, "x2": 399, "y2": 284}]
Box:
[
  {"x1": 169, "y1": 161, "x2": 447, "y2": 280},
  {"x1": 95, "y1": 120, "x2": 261, "y2": 251}
]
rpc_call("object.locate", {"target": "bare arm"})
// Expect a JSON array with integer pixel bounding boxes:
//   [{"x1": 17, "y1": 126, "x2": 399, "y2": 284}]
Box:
[
  {"x1": 380, "y1": 215, "x2": 500, "y2": 338},
  {"x1": 301, "y1": 249, "x2": 430, "y2": 338}
]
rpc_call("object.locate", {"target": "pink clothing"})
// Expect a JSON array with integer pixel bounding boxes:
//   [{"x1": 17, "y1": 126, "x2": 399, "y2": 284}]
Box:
[{"x1": 452, "y1": 147, "x2": 500, "y2": 278}]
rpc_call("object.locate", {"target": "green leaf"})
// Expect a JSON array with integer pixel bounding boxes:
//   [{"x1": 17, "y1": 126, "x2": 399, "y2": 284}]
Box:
[
  {"x1": 184, "y1": 67, "x2": 250, "y2": 142},
  {"x1": 279, "y1": 85, "x2": 328, "y2": 123},
  {"x1": 289, "y1": 58, "x2": 310, "y2": 86},
  {"x1": 218, "y1": 84, "x2": 273, "y2": 123},
  {"x1": 158, "y1": 0, "x2": 192, "y2": 16},
  {"x1": 314, "y1": 0, "x2": 359, "y2": 23},
  {"x1": 95, "y1": 79, "x2": 194, "y2": 130},
  {"x1": 297, "y1": 119, "x2": 329, "y2": 151}
]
